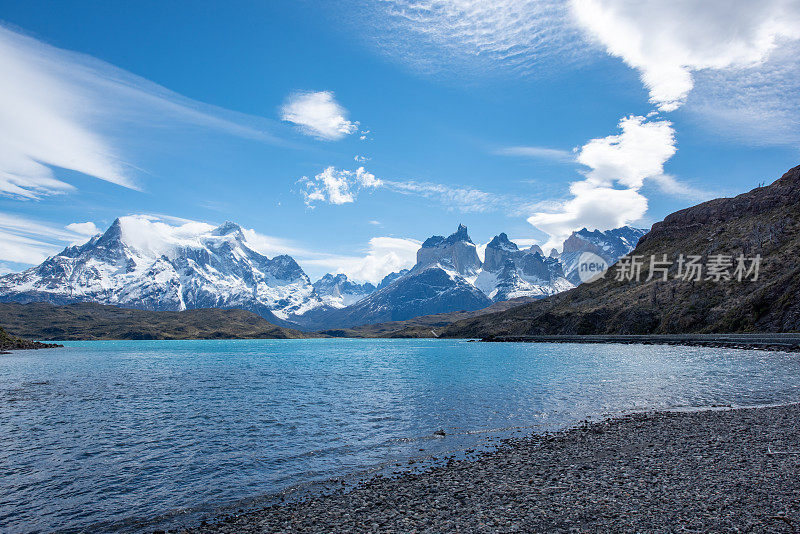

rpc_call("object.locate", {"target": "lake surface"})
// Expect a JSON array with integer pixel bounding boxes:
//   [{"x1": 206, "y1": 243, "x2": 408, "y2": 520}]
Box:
[{"x1": 2, "y1": 339, "x2": 799, "y2": 533}]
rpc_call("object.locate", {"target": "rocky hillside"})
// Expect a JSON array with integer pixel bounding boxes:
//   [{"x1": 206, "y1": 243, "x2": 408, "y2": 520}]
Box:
[
  {"x1": 0, "y1": 302, "x2": 313, "y2": 340},
  {"x1": 443, "y1": 165, "x2": 800, "y2": 337},
  {"x1": 0, "y1": 325, "x2": 60, "y2": 352}
]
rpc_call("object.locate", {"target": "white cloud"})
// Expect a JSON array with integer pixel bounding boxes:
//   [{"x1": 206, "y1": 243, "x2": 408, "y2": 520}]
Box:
[
  {"x1": 296, "y1": 167, "x2": 511, "y2": 214},
  {"x1": 0, "y1": 25, "x2": 281, "y2": 200},
  {"x1": 280, "y1": 91, "x2": 359, "y2": 140},
  {"x1": 494, "y1": 145, "x2": 574, "y2": 162},
  {"x1": 577, "y1": 115, "x2": 675, "y2": 188},
  {"x1": 302, "y1": 236, "x2": 420, "y2": 284},
  {"x1": 528, "y1": 115, "x2": 675, "y2": 249},
  {"x1": 0, "y1": 213, "x2": 98, "y2": 265},
  {"x1": 356, "y1": 2, "x2": 800, "y2": 145},
  {"x1": 240, "y1": 228, "x2": 316, "y2": 259},
  {"x1": 570, "y1": 0, "x2": 800, "y2": 111},
  {"x1": 112, "y1": 215, "x2": 317, "y2": 261},
  {"x1": 528, "y1": 182, "x2": 648, "y2": 250},
  {"x1": 65, "y1": 221, "x2": 100, "y2": 237},
  {"x1": 299, "y1": 166, "x2": 382, "y2": 207}
]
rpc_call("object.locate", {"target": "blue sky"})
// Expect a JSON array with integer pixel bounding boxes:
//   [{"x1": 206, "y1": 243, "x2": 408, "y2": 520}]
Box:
[{"x1": 1, "y1": 0, "x2": 798, "y2": 282}]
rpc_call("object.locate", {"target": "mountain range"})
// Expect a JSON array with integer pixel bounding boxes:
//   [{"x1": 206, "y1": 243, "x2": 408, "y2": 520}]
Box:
[
  {"x1": 0, "y1": 217, "x2": 644, "y2": 330},
  {"x1": 442, "y1": 165, "x2": 800, "y2": 337}
]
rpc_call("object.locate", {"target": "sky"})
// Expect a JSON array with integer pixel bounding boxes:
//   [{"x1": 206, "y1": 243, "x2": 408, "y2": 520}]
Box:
[{"x1": 1, "y1": 0, "x2": 799, "y2": 283}]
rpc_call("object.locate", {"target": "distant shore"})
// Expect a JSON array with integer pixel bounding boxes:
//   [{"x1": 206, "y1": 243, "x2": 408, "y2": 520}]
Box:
[
  {"x1": 481, "y1": 333, "x2": 800, "y2": 352},
  {"x1": 184, "y1": 403, "x2": 800, "y2": 533},
  {"x1": 0, "y1": 326, "x2": 61, "y2": 354}
]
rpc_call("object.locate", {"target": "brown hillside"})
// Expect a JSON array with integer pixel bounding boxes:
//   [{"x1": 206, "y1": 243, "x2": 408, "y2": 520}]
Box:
[{"x1": 443, "y1": 165, "x2": 800, "y2": 337}]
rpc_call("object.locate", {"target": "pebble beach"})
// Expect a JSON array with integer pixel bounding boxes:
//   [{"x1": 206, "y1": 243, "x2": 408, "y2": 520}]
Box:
[{"x1": 184, "y1": 403, "x2": 800, "y2": 533}]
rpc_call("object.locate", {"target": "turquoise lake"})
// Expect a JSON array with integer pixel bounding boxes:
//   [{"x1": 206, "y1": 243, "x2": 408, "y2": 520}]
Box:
[{"x1": 1, "y1": 339, "x2": 799, "y2": 532}]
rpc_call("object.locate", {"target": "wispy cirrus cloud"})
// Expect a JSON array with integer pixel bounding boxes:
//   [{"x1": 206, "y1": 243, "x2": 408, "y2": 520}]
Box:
[
  {"x1": 296, "y1": 164, "x2": 504, "y2": 214},
  {"x1": 0, "y1": 24, "x2": 282, "y2": 200},
  {"x1": 494, "y1": 145, "x2": 574, "y2": 162},
  {"x1": 0, "y1": 213, "x2": 100, "y2": 265},
  {"x1": 687, "y1": 41, "x2": 800, "y2": 146},
  {"x1": 382, "y1": 180, "x2": 504, "y2": 213}
]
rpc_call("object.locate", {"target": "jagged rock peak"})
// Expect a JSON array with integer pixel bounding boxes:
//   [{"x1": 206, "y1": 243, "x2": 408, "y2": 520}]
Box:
[
  {"x1": 212, "y1": 221, "x2": 244, "y2": 238},
  {"x1": 487, "y1": 233, "x2": 518, "y2": 251},
  {"x1": 446, "y1": 224, "x2": 472, "y2": 245},
  {"x1": 416, "y1": 224, "x2": 481, "y2": 275},
  {"x1": 96, "y1": 217, "x2": 123, "y2": 243},
  {"x1": 421, "y1": 224, "x2": 473, "y2": 248}
]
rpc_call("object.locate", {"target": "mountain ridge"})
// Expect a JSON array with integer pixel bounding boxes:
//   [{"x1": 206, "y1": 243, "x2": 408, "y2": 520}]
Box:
[
  {"x1": 442, "y1": 165, "x2": 800, "y2": 338},
  {"x1": 0, "y1": 216, "x2": 644, "y2": 330}
]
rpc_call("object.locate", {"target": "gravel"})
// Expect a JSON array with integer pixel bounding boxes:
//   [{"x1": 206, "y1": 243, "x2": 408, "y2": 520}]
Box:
[{"x1": 182, "y1": 404, "x2": 800, "y2": 533}]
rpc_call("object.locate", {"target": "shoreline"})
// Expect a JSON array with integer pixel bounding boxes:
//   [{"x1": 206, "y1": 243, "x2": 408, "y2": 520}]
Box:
[
  {"x1": 182, "y1": 403, "x2": 800, "y2": 533},
  {"x1": 481, "y1": 333, "x2": 800, "y2": 352}
]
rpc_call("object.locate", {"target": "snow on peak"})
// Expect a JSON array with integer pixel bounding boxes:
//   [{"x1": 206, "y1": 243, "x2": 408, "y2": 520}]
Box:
[{"x1": 0, "y1": 216, "x2": 323, "y2": 323}]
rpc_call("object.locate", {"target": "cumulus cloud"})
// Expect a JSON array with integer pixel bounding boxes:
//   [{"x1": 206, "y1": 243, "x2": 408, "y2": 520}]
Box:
[
  {"x1": 528, "y1": 182, "x2": 648, "y2": 250},
  {"x1": 302, "y1": 236, "x2": 420, "y2": 284},
  {"x1": 299, "y1": 166, "x2": 382, "y2": 207},
  {"x1": 0, "y1": 25, "x2": 281, "y2": 200},
  {"x1": 570, "y1": 0, "x2": 800, "y2": 111},
  {"x1": 528, "y1": 115, "x2": 676, "y2": 249},
  {"x1": 280, "y1": 91, "x2": 359, "y2": 140},
  {"x1": 577, "y1": 115, "x2": 675, "y2": 188}
]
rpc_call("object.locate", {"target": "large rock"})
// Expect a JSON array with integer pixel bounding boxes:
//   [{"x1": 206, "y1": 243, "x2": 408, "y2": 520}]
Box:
[{"x1": 415, "y1": 224, "x2": 482, "y2": 276}]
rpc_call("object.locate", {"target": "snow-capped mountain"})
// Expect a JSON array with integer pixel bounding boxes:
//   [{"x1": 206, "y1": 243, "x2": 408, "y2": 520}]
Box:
[
  {"x1": 559, "y1": 227, "x2": 647, "y2": 284},
  {"x1": 0, "y1": 217, "x2": 646, "y2": 331},
  {"x1": 475, "y1": 233, "x2": 573, "y2": 301},
  {"x1": 416, "y1": 224, "x2": 482, "y2": 276},
  {"x1": 0, "y1": 217, "x2": 323, "y2": 324},
  {"x1": 305, "y1": 224, "x2": 644, "y2": 329},
  {"x1": 312, "y1": 273, "x2": 376, "y2": 309},
  {"x1": 299, "y1": 226, "x2": 492, "y2": 329}
]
